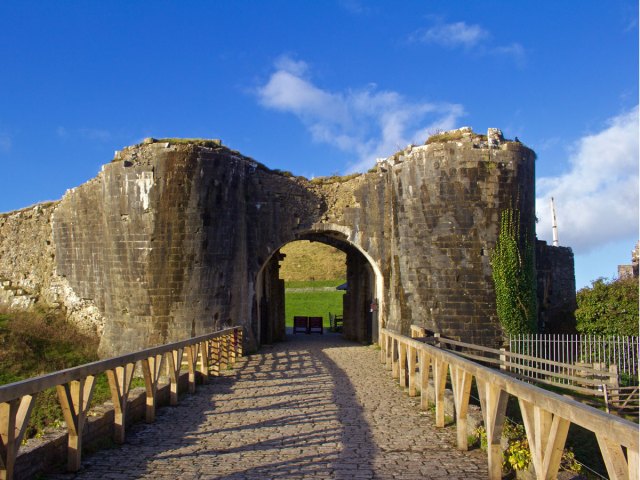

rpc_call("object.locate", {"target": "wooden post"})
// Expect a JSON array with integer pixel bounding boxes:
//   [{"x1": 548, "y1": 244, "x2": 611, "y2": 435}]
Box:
[
  {"x1": 186, "y1": 344, "x2": 200, "y2": 394},
  {"x1": 236, "y1": 328, "x2": 244, "y2": 358},
  {"x1": 141, "y1": 354, "x2": 164, "y2": 423},
  {"x1": 199, "y1": 341, "x2": 210, "y2": 384},
  {"x1": 380, "y1": 331, "x2": 387, "y2": 364},
  {"x1": 419, "y1": 350, "x2": 431, "y2": 411},
  {"x1": 210, "y1": 338, "x2": 220, "y2": 377},
  {"x1": 399, "y1": 342, "x2": 408, "y2": 388},
  {"x1": 408, "y1": 345, "x2": 417, "y2": 397},
  {"x1": 106, "y1": 363, "x2": 135, "y2": 444},
  {"x1": 449, "y1": 365, "x2": 472, "y2": 450},
  {"x1": 166, "y1": 348, "x2": 184, "y2": 405},
  {"x1": 433, "y1": 357, "x2": 449, "y2": 428},
  {"x1": 220, "y1": 334, "x2": 229, "y2": 370},
  {"x1": 57, "y1": 376, "x2": 96, "y2": 471},
  {"x1": 391, "y1": 339, "x2": 399, "y2": 379},
  {"x1": 477, "y1": 379, "x2": 508, "y2": 480},
  {"x1": 385, "y1": 334, "x2": 393, "y2": 371},
  {"x1": 0, "y1": 395, "x2": 36, "y2": 480}
]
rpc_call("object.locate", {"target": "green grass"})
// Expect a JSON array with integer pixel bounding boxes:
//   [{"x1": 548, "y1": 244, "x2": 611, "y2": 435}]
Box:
[
  {"x1": 0, "y1": 307, "x2": 132, "y2": 439},
  {"x1": 285, "y1": 279, "x2": 344, "y2": 289},
  {"x1": 285, "y1": 286, "x2": 345, "y2": 328}
]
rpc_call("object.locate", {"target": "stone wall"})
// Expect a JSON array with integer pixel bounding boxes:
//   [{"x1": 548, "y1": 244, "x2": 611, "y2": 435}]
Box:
[
  {"x1": 0, "y1": 203, "x2": 104, "y2": 335},
  {"x1": 0, "y1": 129, "x2": 576, "y2": 356},
  {"x1": 536, "y1": 240, "x2": 576, "y2": 333}
]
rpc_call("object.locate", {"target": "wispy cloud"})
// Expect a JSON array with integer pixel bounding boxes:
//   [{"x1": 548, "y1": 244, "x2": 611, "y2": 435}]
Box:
[
  {"x1": 410, "y1": 18, "x2": 525, "y2": 64},
  {"x1": 338, "y1": 0, "x2": 374, "y2": 15},
  {"x1": 536, "y1": 105, "x2": 639, "y2": 254},
  {"x1": 414, "y1": 21, "x2": 488, "y2": 48},
  {"x1": 256, "y1": 55, "x2": 464, "y2": 172}
]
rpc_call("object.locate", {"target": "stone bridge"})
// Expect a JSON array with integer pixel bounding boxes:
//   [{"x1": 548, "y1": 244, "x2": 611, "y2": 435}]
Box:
[{"x1": 0, "y1": 128, "x2": 575, "y2": 357}]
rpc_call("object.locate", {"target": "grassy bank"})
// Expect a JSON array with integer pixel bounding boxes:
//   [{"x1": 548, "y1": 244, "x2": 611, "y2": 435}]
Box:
[
  {"x1": 284, "y1": 280, "x2": 344, "y2": 328},
  {"x1": 0, "y1": 308, "x2": 140, "y2": 439}
]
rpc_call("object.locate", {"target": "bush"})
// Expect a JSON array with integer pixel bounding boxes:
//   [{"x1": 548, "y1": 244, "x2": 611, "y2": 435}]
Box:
[{"x1": 576, "y1": 277, "x2": 639, "y2": 336}]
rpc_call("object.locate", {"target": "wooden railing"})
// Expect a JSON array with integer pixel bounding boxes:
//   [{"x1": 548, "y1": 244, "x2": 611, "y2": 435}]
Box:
[
  {"x1": 0, "y1": 326, "x2": 243, "y2": 480},
  {"x1": 427, "y1": 333, "x2": 639, "y2": 419},
  {"x1": 380, "y1": 328, "x2": 639, "y2": 480}
]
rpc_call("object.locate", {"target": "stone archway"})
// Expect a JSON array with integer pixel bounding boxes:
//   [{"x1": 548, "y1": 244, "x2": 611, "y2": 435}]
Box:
[{"x1": 254, "y1": 229, "x2": 383, "y2": 346}]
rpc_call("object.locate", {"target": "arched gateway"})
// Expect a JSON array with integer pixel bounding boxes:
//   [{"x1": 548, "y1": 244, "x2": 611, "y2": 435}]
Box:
[{"x1": 0, "y1": 129, "x2": 576, "y2": 357}]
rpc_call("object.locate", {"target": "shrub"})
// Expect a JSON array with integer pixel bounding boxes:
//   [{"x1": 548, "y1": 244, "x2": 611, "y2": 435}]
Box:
[{"x1": 576, "y1": 277, "x2": 639, "y2": 336}]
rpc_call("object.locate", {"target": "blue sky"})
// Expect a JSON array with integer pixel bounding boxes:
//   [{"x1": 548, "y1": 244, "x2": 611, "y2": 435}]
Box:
[{"x1": 0, "y1": 1, "x2": 637, "y2": 290}]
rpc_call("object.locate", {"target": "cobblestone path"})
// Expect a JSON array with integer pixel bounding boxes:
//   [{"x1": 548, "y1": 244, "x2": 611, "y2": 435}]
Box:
[{"x1": 48, "y1": 334, "x2": 487, "y2": 479}]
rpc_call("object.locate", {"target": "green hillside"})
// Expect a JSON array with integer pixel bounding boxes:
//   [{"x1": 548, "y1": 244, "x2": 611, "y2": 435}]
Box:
[{"x1": 279, "y1": 241, "x2": 346, "y2": 282}]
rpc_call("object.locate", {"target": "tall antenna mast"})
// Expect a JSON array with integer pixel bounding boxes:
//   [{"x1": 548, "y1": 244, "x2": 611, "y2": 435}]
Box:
[{"x1": 550, "y1": 197, "x2": 559, "y2": 246}]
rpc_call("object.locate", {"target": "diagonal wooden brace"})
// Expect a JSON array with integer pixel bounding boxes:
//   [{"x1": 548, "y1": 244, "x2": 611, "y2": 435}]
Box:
[
  {"x1": 166, "y1": 348, "x2": 184, "y2": 405},
  {"x1": 56, "y1": 376, "x2": 96, "y2": 471},
  {"x1": 449, "y1": 365, "x2": 473, "y2": 450},
  {"x1": 477, "y1": 379, "x2": 508, "y2": 480},
  {"x1": 186, "y1": 343, "x2": 200, "y2": 394},
  {"x1": 518, "y1": 398, "x2": 570, "y2": 480},
  {"x1": 0, "y1": 395, "x2": 36, "y2": 480},
  {"x1": 596, "y1": 433, "x2": 636, "y2": 480},
  {"x1": 141, "y1": 354, "x2": 164, "y2": 423},
  {"x1": 106, "y1": 363, "x2": 135, "y2": 444},
  {"x1": 433, "y1": 357, "x2": 449, "y2": 428}
]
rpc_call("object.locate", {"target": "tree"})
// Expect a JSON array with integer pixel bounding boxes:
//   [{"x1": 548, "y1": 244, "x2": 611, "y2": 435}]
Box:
[{"x1": 575, "y1": 277, "x2": 639, "y2": 336}]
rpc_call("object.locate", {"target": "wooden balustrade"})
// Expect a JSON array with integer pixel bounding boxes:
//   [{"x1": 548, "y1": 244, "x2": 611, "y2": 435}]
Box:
[
  {"x1": 0, "y1": 326, "x2": 243, "y2": 480},
  {"x1": 380, "y1": 328, "x2": 639, "y2": 480}
]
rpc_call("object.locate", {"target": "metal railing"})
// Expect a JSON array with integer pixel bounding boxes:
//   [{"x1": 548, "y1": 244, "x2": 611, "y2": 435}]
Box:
[
  {"x1": 0, "y1": 326, "x2": 243, "y2": 480},
  {"x1": 509, "y1": 334, "x2": 639, "y2": 381}
]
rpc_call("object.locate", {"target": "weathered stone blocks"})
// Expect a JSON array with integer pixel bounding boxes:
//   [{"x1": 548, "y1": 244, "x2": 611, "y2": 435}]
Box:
[{"x1": 0, "y1": 131, "x2": 575, "y2": 356}]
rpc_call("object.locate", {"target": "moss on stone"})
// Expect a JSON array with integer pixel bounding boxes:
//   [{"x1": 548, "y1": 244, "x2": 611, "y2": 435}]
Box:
[
  {"x1": 154, "y1": 138, "x2": 223, "y2": 148},
  {"x1": 310, "y1": 173, "x2": 361, "y2": 185},
  {"x1": 425, "y1": 130, "x2": 466, "y2": 144}
]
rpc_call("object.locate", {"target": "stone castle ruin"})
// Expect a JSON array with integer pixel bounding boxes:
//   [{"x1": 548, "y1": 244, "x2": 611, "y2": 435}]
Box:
[{"x1": 0, "y1": 128, "x2": 576, "y2": 357}]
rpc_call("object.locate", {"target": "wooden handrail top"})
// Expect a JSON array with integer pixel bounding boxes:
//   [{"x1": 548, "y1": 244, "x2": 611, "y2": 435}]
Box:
[
  {"x1": 450, "y1": 349, "x2": 617, "y2": 389},
  {"x1": 381, "y1": 328, "x2": 639, "y2": 450},
  {"x1": 0, "y1": 326, "x2": 240, "y2": 403},
  {"x1": 435, "y1": 336, "x2": 623, "y2": 377}
]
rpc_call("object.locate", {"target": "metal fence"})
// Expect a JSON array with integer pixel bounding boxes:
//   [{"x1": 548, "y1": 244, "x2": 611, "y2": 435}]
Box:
[{"x1": 509, "y1": 334, "x2": 639, "y2": 384}]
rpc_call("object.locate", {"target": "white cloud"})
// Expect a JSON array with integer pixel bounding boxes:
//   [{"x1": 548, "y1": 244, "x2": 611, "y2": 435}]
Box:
[
  {"x1": 536, "y1": 106, "x2": 639, "y2": 254},
  {"x1": 410, "y1": 20, "x2": 525, "y2": 65},
  {"x1": 417, "y1": 21, "x2": 488, "y2": 48},
  {"x1": 257, "y1": 56, "x2": 464, "y2": 172}
]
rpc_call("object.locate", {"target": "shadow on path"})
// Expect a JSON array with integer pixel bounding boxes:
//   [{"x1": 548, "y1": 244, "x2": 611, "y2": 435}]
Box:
[{"x1": 46, "y1": 333, "x2": 486, "y2": 479}]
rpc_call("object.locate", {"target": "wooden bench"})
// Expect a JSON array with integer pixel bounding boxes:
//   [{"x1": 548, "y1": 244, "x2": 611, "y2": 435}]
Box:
[
  {"x1": 293, "y1": 316, "x2": 308, "y2": 334},
  {"x1": 308, "y1": 316, "x2": 323, "y2": 335}
]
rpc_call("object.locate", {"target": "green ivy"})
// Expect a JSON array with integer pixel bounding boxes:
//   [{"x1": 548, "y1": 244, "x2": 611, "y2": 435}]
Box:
[{"x1": 491, "y1": 208, "x2": 537, "y2": 334}]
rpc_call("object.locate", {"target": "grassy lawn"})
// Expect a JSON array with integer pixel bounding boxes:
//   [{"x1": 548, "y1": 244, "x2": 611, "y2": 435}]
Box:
[{"x1": 285, "y1": 280, "x2": 344, "y2": 328}]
